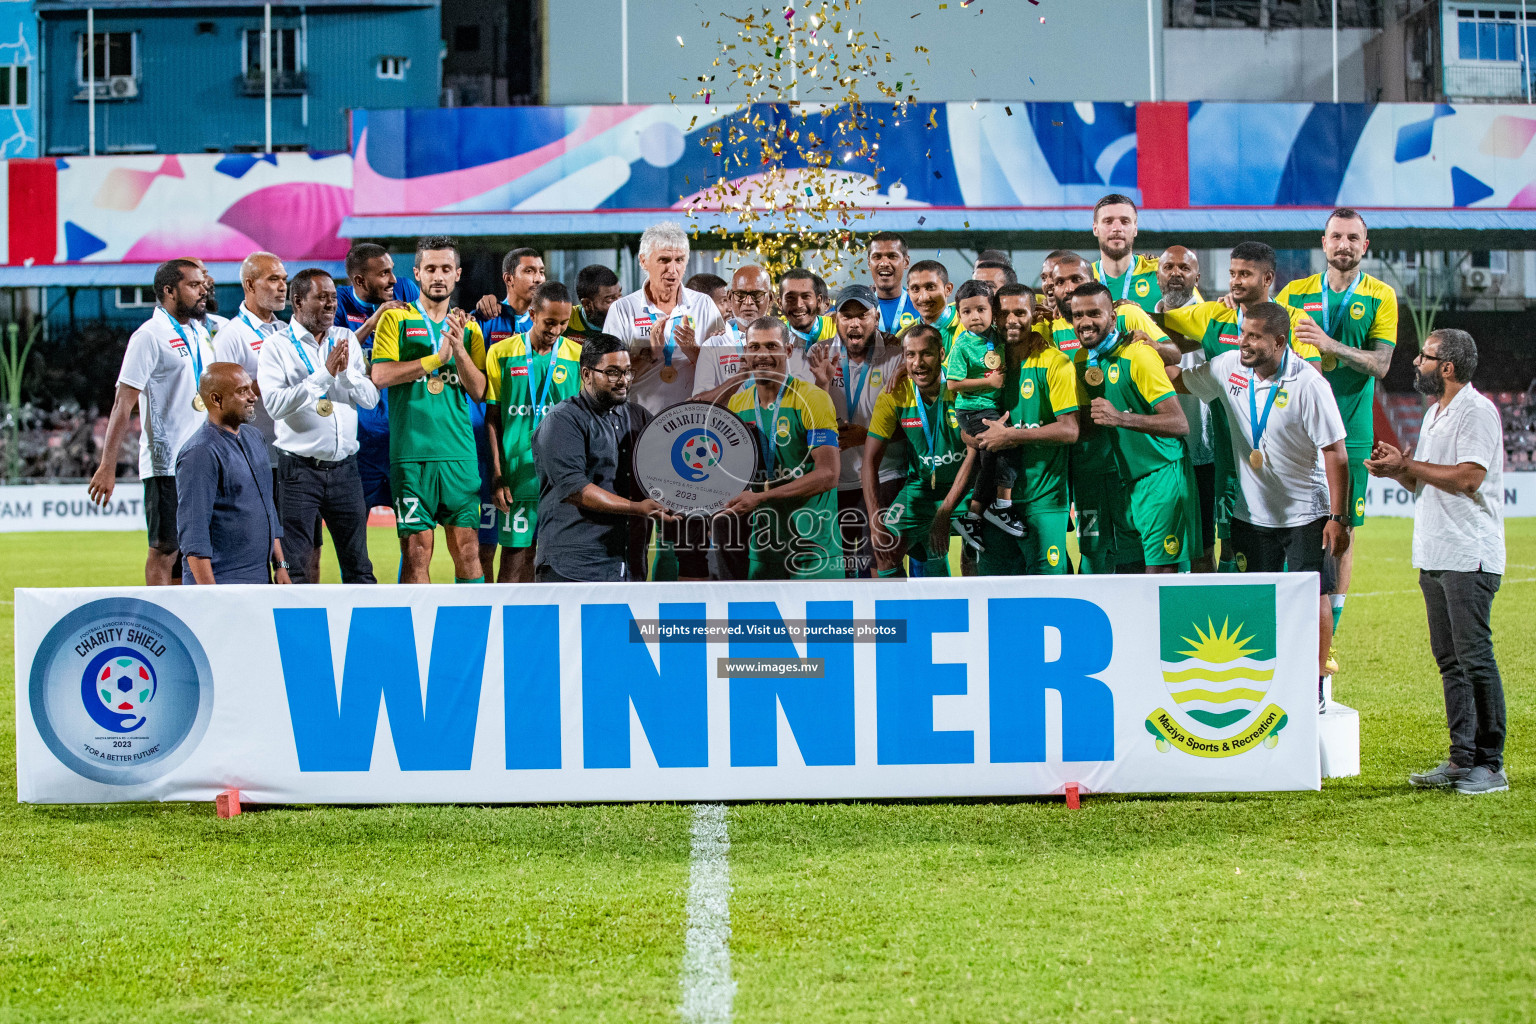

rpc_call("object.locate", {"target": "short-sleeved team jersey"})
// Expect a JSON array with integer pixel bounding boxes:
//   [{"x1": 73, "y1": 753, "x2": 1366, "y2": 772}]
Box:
[
  {"x1": 1073, "y1": 336, "x2": 1184, "y2": 482},
  {"x1": 567, "y1": 303, "x2": 602, "y2": 338},
  {"x1": 1009, "y1": 346, "x2": 1080, "y2": 511},
  {"x1": 372, "y1": 306, "x2": 488, "y2": 464},
  {"x1": 1274, "y1": 272, "x2": 1398, "y2": 447},
  {"x1": 1034, "y1": 303, "x2": 1169, "y2": 354},
  {"x1": 1160, "y1": 301, "x2": 1322, "y2": 365},
  {"x1": 943, "y1": 329, "x2": 1006, "y2": 412},
  {"x1": 484, "y1": 333, "x2": 584, "y2": 495},
  {"x1": 1092, "y1": 254, "x2": 1163, "y2": 313},
  {"x1": 475, "y1": 302, "x2": 534, "y2": 350},
  {"x1": 899, "y1": 304, "x2": 964, "y2": 355},
  {"x1": 784, "y1": 314, "x2": 839, "y2": 349},
  {"x1": 725, "y1": 377, "x2": 841, "y2": 564},
  {"x1": 867, "y1": 378, "x2": 969, "y2": 491}
]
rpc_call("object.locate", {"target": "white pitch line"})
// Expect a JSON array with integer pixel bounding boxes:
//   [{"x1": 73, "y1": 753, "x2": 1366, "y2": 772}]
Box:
[{"x1": 681, "y1": 803, "x2": 735, "y2": 1024}]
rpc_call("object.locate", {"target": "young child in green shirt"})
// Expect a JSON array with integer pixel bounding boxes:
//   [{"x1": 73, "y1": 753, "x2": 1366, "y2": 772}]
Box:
[{"x1": 944, "y1": 279, "x2": 1024, "y2": 546}]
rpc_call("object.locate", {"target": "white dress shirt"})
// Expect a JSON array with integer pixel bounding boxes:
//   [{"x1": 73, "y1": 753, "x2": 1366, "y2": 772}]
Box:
[
  {"x1": 257, "y1": 320, "x2": 379, "y2": 462},
  {"x1": 1412, "y1": 384, "x2": 1505, "y2": 574},
  {"x1": 601, "y1": 285, "x2": 725, "y2": 414},
  {"x1": 813, "y1": 337, "x2": 905, "y2": 490}
]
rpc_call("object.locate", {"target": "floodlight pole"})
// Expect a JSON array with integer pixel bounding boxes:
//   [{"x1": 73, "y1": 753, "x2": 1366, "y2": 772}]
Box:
[
  {"x1": 1331, "y1": 0, "x2": 1339, "y2": 103},
  {"x1": 1525, "y1": 0, "x2": 1532, "y2": 103},
  {"x1": 86, "y1": 7, "x2": 95, "y2": 157},
  {"x1": 1146, "y1": 0, "x2": 1157, "y2": 100},
  {"x1": 620, "y1": 0, "x2": 629, "y2": 104},
  {"x1": 263, "y1": 3, "x2": 273, "y2": 153}
]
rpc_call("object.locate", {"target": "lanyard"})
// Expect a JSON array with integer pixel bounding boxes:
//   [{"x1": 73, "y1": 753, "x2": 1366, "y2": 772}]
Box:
[
  {"x1": 526, "y1": 335, "x2": 561, "y2": 427},
  {"x1": 751, "y1": 375, "x2": 792, "y2": 473},
  {"x1": 648, "y1": 305, "x2": 681, "y2": 367},
  {"x1": 287, "y1": 324, "x2": 322, "y2": 374},
  {"x1": 1248, "y1": 349, "x2": 1289, "y2": 455},
  {"x1": 1318, "y1": 271, "x2": 1363, "y2": 335},
  {"x1": 930, "y1": 304, "x2": 957, "y2": 336},
  {"x1": 1086, "y1": 329, "x2": 1121, "y2": 370},
  {"x1": 836, "y1": 340, "x2": 871, "y2": 421},
  {"x1": 161, "y1": 307, "x2": 206, "y2": 383},
  {"x1": 1094, "y1": 259, "x2": 1135, "y2": 301},
  {"x1": 785, "y1": 314, "x2": 825, "y2": 350},
  {"x1": 912, "y1": 384, "x2": 943, "y2": 487},
  {"x1": 414, "y1": 300, "x2": 446, "y2": 354},
  {"x1": 882, "y1": 293, "x2": 918, "y2": 335},
  {"x1": 238, "y1": 308, "x2": 275, "y2": 337}
]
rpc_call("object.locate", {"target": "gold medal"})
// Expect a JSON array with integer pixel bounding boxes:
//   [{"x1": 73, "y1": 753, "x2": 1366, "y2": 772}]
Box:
[
  {"x1": 1321, "y1": 354, "x2": 1338, "y2": 371},
  {"x1": 1249, "y1": 449, "x2": 1265, "y2": 470},
  {"x1": 983, "y1": 350, "x2": 1002, "y2": 370},
  {"x1": 426, "y1": 375, "x2": 446, "y2": 395},
  {"x1": 659, "y1": 366, "x2": 678, "y2": 384},
  {"x1": 1084, "y1": 366, "x2": 1105, "y2": 387},
  {"x1": 316, "y1": 398, "x2": 334, "y2": 417},
  {"x1": 192, "y1": 394, "x2": 206, "y2": 412}
]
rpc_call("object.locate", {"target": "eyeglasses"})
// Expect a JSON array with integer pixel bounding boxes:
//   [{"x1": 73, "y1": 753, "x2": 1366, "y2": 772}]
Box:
[
  {"x1": 590, "y1": 367, "x2": 635, "y2": 383},
  {"x1": 1416, "y1": 351, "x2": 1443, "y2": 363},
  {"x1": 731, "y1": 290, "x2": 769, "y2": 304}
]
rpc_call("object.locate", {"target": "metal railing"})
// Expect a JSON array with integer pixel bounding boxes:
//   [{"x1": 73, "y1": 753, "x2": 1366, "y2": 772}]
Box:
[
  {"x1": 1167, "y1": 0, "x2": 1381, "y2": 29},
  {"x1": 1443, "y1": 63, "x2": 1529, "y2": 101},
  {"x1": 241, "y1": 68, "x2": 307, "y2": 96}
]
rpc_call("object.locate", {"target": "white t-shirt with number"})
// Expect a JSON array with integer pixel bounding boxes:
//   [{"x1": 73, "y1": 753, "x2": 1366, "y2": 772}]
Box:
[
  {"x1": 601, "y1": 285, "x2": 724, "y2": 414},
  {"x1": 1181, "y1": 349, "x2": 1346, "y2": 528},
  {"x1": 116, "y1": 309, "x2": 217, "y2": 479}
]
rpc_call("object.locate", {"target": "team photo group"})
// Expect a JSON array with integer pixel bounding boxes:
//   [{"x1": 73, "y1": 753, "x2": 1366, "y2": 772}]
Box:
[{"x1": 81, "y1": 197, "x2": 1509, "y2": 789}]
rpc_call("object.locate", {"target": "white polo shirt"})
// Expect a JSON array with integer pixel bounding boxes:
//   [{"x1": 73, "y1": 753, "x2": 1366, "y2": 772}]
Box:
[
  {"x1": 213, "y1": 303, "x2": 287, "y2": 456},
  {"x1": 601, "y1": 285, "x2": 724, "y2": 414},
  {"x1": 692, "y1": 318, "x2": 819, "y2": 397},
  {"x1": 1411, "y1": 385, "x2": 1505, "y2": 574},
  {"x1": 257, "y1": 321, "x2": 379, "y2": 462},
  {"x1": 116, "y1": 308, "x2": 217, "y2": 479},
  {"x1": 1182, "y1": 348, "x2": 1346, "y2": 528}
]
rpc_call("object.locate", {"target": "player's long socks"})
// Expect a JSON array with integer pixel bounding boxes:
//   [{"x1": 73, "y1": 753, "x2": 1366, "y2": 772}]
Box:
[
  {"x1": 877, "y1": 567, "x2": 902, "y2": 578},
  {"x1": 1330, "y1": 594, "x2": 1346, "y2": 633},
  {"x1": 455, "y1": 576, "x2": 485, "y2": 584}
]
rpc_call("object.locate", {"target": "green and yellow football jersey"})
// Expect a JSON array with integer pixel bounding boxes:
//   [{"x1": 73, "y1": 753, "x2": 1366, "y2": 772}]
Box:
[
  {"x1": 868, "y1": 378, "x2": 969, "y2": 491},
  {"x1": 484, "y1": 333, "x2": 584, "y2": 496},
  {"x1": 1009, "y1": 346, "x2": 1079, "y2": 512},
  {"x1": 1072, "y1": 335, "x2": 1183, "y2": 482},
  {"x1": 1092, "y1": 254, "x2": 1163, "y2": 313},
  {"x1": 943, "y1": 328, "x2": 1006, "y2": 412},
  {"x1": 1034, "y1": 303, "x2": 1168, "y2": 354},
  {"x1": 1275, "y1": 272, "x2": 1397, "y2": 446},
  {"x1": 372, "y1": 306, "x2": 488, "y2": 465}
]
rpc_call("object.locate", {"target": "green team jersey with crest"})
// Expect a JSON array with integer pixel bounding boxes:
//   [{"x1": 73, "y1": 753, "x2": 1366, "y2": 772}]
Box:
[
  {"x1": 943, "y1": 328, "x2": 1006, "y2": 412},
  {"x1": 898, "y1": 304, "x2": 964, "y2": 356},
  {"x1": 1092, "y1": 253, "x2": 1163, "y2": 313},
  {"x1": 783, "y1": 313, "x2": 839, "y2": 349},
  {"x1": 867, "y1": 378, "x2": 968, "y2": 491},
  {"x1": 484, "y1": 332, "x2": 584, "y2": 496},
  {"x1": 1072, "y1": 335, "x2": 1184, "y2": 482},
  {"x1": 1274, "y1": 272, "x2": 1397, "y2": 447},
  {"x1": 372, "y1": 307, "x2": 488, "y2": 464},
  {"x1": 1009, "y1": 346, "x2": 1080, "y2": 511},
  {"x1": 1034, "y1": 303, "x2": 1168, "y2": 355}
]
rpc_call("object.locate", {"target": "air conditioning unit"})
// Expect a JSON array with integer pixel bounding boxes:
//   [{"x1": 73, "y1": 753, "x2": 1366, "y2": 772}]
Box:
[
  {"x1": 107, "y1": 76, "x2": 138, "y2": 99},
  {"x1": 1463, "y1": 268, "x2": 1492, "y2": 292}
]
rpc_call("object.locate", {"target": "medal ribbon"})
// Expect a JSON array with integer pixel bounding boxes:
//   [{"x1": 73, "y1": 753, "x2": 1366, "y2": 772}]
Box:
[
  {"x1": 1318, "y1": 270, "x2": 1363, "y2": 336},
  {"x1": 648, "y1": 304, "x2": 679, "y2": 369},
  {"x1": 785, "y1": 314, "x2": 825, "y2": 351},
  {"x1": 1248, "y1": 349, "x2": 1289, "y2": 458},
  {"x1": 912, "y1": 383, "x2": 943, "y2": 488},
  {"x1": 160, "y1": 307, "x2": 206, "y2": 385},
  {"x1": 526, "y1": 334, "x2": 561, "y2": 428},
  {"x1": 1093, "y1": 259, "x2": 1135, "y2": 302},
  {"x1": 287, "y1": 324, "x2": 318, "y2": 374},
  {"x1": 238, "y1": 307, "x2": 276, "y2": 338},
  {"x1": 751, "y1": 373, "x2": 792, "y2": 476},
  {"x1": 836, "y1": 340, "x2": 871, "y2": 421},
  {"x1": 879, "y1": 293, "x2": 917, "y2": 334},
  {"x1": 414, "y1": 300, "x2": 446, "y2": 358},
  {"x1": 1085, "y1": 329, "x2": 1122, "y2": 373}
]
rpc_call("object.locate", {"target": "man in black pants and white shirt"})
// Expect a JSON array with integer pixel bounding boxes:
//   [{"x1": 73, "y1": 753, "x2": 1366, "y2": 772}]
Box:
[
  {"x1": 1173, "y1": 301, "x2": 1350, "y2": 713},
  {"x1": 258, "y1": 268, "x2": 379, "y2": 584},
  {"x1": 1368, "y1": 329, "x2": 1508, "y2": 795}
]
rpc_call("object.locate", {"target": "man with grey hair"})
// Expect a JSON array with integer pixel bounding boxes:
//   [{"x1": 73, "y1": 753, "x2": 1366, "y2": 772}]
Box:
[
  {"x1": 601, "y1": 221, "x2": 725, "y2": 415},
  {"x1": 1367, "y1": 329, "x2": 1508, "y2": 795},
  {"x1": 213, "y1": 252, "x2": 288, "y2": 473}
]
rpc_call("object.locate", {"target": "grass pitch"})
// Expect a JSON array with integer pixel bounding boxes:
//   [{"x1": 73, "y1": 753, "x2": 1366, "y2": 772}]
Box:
[{"x1": 2, "y1": 521, "x2": 1534, "y2": 1022}]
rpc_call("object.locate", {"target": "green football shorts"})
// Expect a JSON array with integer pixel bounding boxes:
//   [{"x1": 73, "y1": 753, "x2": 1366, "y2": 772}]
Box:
[
  {"x1": 1128, "y1": 459, "x2": 1200, "y2": 568},
  {"x1": 390, "y1": 459, "x2": 483, "y2": 536}
]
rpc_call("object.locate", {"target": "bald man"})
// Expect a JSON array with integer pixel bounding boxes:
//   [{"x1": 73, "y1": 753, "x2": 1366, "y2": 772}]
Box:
[
  {"x1": 1158, "y1": 246, "x2": 1217, "y2": 571},
  {"x1": 214, "y1": 252, "x2": 288, "y2": 458},
  {"x1": 693, "y1": 264, "x2": 774, "y2": 395},
  {"x1": 175, "y1": 363, "x2": 288, "y2": 585}
]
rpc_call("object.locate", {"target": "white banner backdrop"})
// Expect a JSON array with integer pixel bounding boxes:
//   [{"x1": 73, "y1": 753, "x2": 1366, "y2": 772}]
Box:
[
  {"x1": 0, "y1": 483, "x2": 145, "y2": 532},
  {"x1": 16, "y1": 576, "x2": 1323, "y2": 803},
  {"x1": 1365, "y1": 470, "x2": 1533, "y2": 517}
]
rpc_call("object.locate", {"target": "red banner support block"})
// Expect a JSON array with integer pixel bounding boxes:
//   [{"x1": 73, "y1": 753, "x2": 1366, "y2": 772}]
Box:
[
  {"x1": 1064, "y1": 782, "x2": 1081, "y2": 810},
  {"x1": 215, "y1": 789, "x2": 242, "y2": 818}
]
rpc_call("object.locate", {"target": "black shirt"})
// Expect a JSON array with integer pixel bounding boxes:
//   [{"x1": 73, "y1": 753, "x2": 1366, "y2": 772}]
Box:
[{"x1": 533, "y1": 391, "x2": 652, "y2": 582}]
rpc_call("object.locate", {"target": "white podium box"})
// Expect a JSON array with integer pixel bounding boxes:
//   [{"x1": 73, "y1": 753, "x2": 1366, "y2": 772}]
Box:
[{"x1": 1320, "y1": 703, "x2": 1361, "y2": 778}]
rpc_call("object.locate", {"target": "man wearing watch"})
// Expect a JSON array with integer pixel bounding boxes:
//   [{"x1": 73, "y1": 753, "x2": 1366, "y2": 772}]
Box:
[{"x1": 1170, "y1": 302, "x2": 1349, "y2": 713}]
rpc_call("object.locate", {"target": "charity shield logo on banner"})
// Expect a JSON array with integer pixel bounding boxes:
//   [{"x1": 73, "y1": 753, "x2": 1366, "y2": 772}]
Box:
[
  {"x1": 1145, "y1": 584, "x2": 1289, "y2": 757},
  {"x1": 633, "y1": 401, "x2": 760, "y2": 515},
  {"x1": 28, "y1": 598, "x2": 214, "y2": 785}
]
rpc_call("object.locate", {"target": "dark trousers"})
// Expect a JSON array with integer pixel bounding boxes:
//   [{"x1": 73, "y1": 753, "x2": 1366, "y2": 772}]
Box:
[
  {"x1": 1419, "y1": 569, "x2": 1505, "y2": 771},
  {"x1": 277, "y1": 450, "x2": 376, "y2": 584}
]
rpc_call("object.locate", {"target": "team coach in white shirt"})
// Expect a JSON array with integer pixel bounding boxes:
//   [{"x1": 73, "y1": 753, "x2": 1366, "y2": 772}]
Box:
[
  {"x1": 258, "y1": 268, "x2": 379, "y2": 584},
  {"x1": 1173, "y1": 301, "x2": 1350, "y2": 714},
  {"x1": 1368, "y1": 328, "x2": 1508, "y2": 795}
]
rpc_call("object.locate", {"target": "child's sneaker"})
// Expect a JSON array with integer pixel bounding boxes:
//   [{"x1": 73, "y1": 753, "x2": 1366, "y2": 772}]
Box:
[
  {"x1": 953, "y1": 511, "x2": 986, "y2": 552},
  {"x1": 983, "y1": 505, "x2": 1026, "y2": 538}
]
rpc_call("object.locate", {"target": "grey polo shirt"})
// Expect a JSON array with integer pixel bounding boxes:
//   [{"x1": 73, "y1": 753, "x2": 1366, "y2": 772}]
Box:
[{"x1": 532, "y1": 391, "x2": 653, "y2": 581}]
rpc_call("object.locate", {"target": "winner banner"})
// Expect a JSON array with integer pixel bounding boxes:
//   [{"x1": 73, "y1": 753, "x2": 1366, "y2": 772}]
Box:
[{"x1": 15, "y1": 575, "x2": 1322, "y2": 804}]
